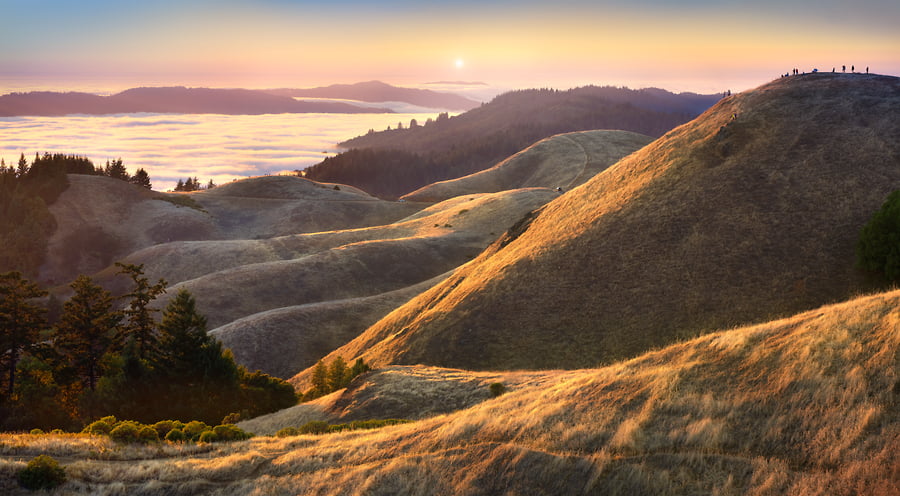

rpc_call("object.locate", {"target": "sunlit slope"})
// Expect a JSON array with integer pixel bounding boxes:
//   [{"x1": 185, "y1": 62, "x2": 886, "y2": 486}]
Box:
[
  {"x1": 402, "y1": 130, "x2": 653, "y2": 202},
  {"x1": 241, "y1": 365, "x2": 558, "y2": 435},
  {"x1": 322, "y1": 73, "x2": 900, "y2": 371},
  {"x1": 41, "y1": 175, "x2": 419, "y2": 286},
  {"x1": 5, "y1": 288, "x2": 898, "y2": 495},
  {"x1": 137, "y1": 189, "x2": 556, "y2": 378},
  {"x1": 166, "y1": 188, "x2": 556, "y2": 330},
  {"x1": 209, "y1": 275, "x2": 448, "y2": 380}
]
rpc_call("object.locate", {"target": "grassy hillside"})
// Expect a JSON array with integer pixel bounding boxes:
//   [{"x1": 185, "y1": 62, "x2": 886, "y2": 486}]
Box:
[
  {"x1": 402, "y1": 130, "x2": 653, "y2": 202},
  {"x1": 73, "y1": 188, "x2": 553, "y2": 378},
  {"x1": 3, "y1": 287, "x2": 897, "y2": 494},
  {"x1": 309, "y1": 73, "x2": 900, "y2": 373},
  {"x1": 41, "y1": 175, "x2": 420, "y2": 287},
  {"x1": 306, "y1": 86, "x2": 718, "y2": 198}
]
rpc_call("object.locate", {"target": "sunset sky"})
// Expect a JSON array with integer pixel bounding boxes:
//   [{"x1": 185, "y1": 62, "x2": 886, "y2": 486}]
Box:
[{"x1": 2, "y1": 0, "x2": 899, "y2": 93}]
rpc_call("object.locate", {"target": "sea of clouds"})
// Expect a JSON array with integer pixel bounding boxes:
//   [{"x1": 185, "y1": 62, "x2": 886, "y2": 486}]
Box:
[{"x1": 1, "y1": 110, "x2": 442, "y2": 192}]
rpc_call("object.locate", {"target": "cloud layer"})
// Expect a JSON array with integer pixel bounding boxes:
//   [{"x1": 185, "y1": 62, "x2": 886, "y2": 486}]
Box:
[{"x1": 1, "y1": 111, "x2": 440, "y2": 191}]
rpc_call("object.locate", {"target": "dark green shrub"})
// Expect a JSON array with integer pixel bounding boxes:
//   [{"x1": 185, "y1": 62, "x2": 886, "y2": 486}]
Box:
[
  {"x1": 276, "y1": 427, "x2": 299, "y2": 437},
  {"x1": 83, "y1": 420, "x2": 113, "y2": 435},
  {"x1": 489, "y1": 382, "x2": 507, "y2": 397},
  {"x1": 50, "y1": 429, "x2": 65, "y2": 434},
  {"x1": 858, "y1": 190, "x2": 900, "y2": 282},
  {"x1": 29, "y1": 429, "x2": 44, "y2": 435},
  {"x1": 182, "y1": 421, "x2": 210, "y2": 441},
  {"x1": 298, "y1": 421, "x2": 330, "y2": 435},
  {"x1": 165, "y1": 428, "x2": 186, "y2": 443},
  {"x1": 138, "y1": 425, "x2": 159, "y2": 443},
  {"x1": 198, "y1": 430, "x2": 218, "y2": 443},
  {"x1": 152, "y1": 420, "x2": 176, "y2": 438},
  {"x1": 17, "y1": 455, "x2": 66, "y2": 490},
  {"x1": 213, "y1": 424, "x2": 252, "y2": 442},
  {"x1": 100, "y1": 415, "x2": 117, "y2": 425},
  {"x1": 109, "y1": 421, "x2": 142, "y2": 443}
]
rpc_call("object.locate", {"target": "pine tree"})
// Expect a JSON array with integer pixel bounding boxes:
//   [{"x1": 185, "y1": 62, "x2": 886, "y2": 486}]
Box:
[
  {"x1": 0, "y1": 272, "x2": 47, "y2": 398},
  {"x1": 310, "y1": 360, "x2": 328, "y2": 398},
  {"x1": 55, "y1": 276, "x2": 120, "y2": 392},
  {"x1": 156, "y1": 289, "x2": 240, "y2": 421},
  {"x1": 104, "y1": 158, "x2": 129, "y2": 181},
  {"x1": 327, "y1": 356, "x2": 349, "y2": 391},
  {"x1": 175, "y1": 179, "x2": 185, "y2": 191},
  {"x1": 116, "y1": 263, "x2": 166, "y2": 359},
  {"x1": 130, "y1": 168, "x2": 152, "y2": 190},
  {"x1": 16, "y1": 153, "x2": 28, "y2": 178}
]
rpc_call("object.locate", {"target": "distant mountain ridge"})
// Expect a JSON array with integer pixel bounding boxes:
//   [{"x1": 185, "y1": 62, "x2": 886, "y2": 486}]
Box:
[
  {"x1": 265, "y1": 80, "x2": 481, "y2": 111},
  {"x1": 0, "y1": 86, "x2": 393, "y2": 116},
  {"x1": 305, "y1": 85, "x2": 720, "y2": 198}
]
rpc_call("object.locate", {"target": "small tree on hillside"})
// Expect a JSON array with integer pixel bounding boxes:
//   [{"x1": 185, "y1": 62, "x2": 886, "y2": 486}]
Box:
[
  {"x1": 858, "y1": 190, "x2": 900, "y2": 282},
  {"x1": 0, "y1": 272, "x2": 47, "y2": 398},
  {"x1": 130, "y1": 168, "x2": 152, "y2": 190},
  {"x1": 116, "y1": 263, "x2": 167, "y2": 359},
  {"x1": 104, "y1": 159, "x2": 130, "y2": 181},
  {"x1": 55, "y1": 276, "x2": 120, "y2": 393},
  {"x1": 327, "y1": 356, "x2": 349, "y2": 392},
  {"x1": 156, "y1": 288, "x2": 241, "y2": 421},
  {"x1": 309, "y1": 360, "x2": 328, "y2": 399}
]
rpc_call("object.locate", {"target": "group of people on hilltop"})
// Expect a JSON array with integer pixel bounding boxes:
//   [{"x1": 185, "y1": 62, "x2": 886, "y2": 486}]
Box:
[{"x1": 784, "y1": 65, "x2": 869, "y2": 78}]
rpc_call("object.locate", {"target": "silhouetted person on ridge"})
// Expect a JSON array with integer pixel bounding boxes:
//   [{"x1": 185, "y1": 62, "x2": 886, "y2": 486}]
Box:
[
  {"x1": 843, "y1": 65, "x2": 846, "y2": 72},
  {"x1": 866, "y1": 67, "x2": 869, "y2": 74},
  {"x1": 852, "y1": 65, "x2": 855, "y2": 72}
]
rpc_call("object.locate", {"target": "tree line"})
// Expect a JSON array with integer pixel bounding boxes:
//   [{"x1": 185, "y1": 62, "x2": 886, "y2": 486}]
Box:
[
  {"x1": 0, "y1": 264, "x2": 296, "y2": 431},
  {"x1": 0, "y1": 153, "x2": 152, "y2": 277}
]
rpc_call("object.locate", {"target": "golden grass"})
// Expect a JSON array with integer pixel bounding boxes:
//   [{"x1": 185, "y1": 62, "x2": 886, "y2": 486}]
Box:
[
  {"x1": 323, "y1": 73, "x2": 900, "y2": 373},
  {"x1": 4, "y1": 286, "x2": 898, "y2": 494},
  {"x1": 402, "y1": 130, "x2": 653, "y2": 202}
]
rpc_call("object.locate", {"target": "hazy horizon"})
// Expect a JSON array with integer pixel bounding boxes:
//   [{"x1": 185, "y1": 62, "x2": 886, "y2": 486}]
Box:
[{"x1": 3, "y1": 0, "x2": 898, "y2": 96}]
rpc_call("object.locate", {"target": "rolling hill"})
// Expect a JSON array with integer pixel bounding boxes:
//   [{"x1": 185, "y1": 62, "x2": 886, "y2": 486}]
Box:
[
  {"x1": 305, "y1": 86, "x2": 719, "y2": 198},
  {"x1": 41, "y1": 175, "x2": 421, "y2": 287},
  {"x1": 4, "y1": 286, "x2": 897, "y2": 494},
  {"x1": 294, "y1": 73, "x2": 900, "y2": 379},
  {"x1": 55, "y1": 179, "x2": 557, "y2": 379},
  {"x1": 402, "y1": 130, "x2": 654, "y2": 202}
]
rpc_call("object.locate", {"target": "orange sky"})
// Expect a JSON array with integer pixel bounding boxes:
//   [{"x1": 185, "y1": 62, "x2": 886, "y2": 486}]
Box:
[{"x1": 2, "y1": 0, "x2": 898, "y2": 93}]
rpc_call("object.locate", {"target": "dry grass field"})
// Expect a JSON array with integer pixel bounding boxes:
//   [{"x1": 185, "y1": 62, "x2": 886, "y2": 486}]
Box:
[
  {"x1": 316, "y1": 73, "x2": 900, "y2": 373},
  {"x1": 42, "y1": 175, "x2": 421, "y2": 288},
  {"x1": 3, "y1": 287, "x2": 897, "y2": 495},
  {"x1": 401, "y1": 130, "x2": 653, "y2": 202}
]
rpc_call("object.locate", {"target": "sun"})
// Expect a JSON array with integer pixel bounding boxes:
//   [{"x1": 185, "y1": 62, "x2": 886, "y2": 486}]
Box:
[{"x1": 455, "y1": 58, "x2": 464, "y2": 69}]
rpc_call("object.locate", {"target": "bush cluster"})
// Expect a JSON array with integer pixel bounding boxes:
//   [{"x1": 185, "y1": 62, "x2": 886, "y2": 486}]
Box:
[
  {"x1": 17, "y1": 455, "x2": 66, "y2": 490},
  {"x1": 81, "y1": 416, "x2": 252, "y2": 444}
]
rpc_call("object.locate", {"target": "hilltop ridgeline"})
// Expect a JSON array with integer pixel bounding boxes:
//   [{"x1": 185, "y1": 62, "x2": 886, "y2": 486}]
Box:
[
  {"x1": 264, "y1": 80, "x2": 481, "y2": 111},
  {"x1": 305, "y1": 85, "x2": 720, "y2": 198},
  {"x1": 305, "y1": 73, "x2": 900, "y2": 374},
  {"x1": 0, "y1": 86, "x2": 393, "y2": 116}
]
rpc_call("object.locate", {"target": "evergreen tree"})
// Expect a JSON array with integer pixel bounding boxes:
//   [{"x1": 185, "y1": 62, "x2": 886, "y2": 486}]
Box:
[
  {"x1": 175, "y1": 179, "x2": 185, "y2": 191},
  {"x1": 310, "y1": 360, "x2": 328, "y2": 398},
  {"x1": 0, "y1": 272, "x2": 47, "y2": 398},
  {"x1": 116, "y1": 263, "x2": 166, "y2": 359},
  {"x1": 16, "y1": 153, "x2": 28, "y2": 178},
  {"x1": 55, "y1": 276, "x2": 120, "y2": 392},
  {"x1": 327, "y1": 356, "x2": 349, "y2": 391},
  {"x1": 156, "y1": 289, "x2": 240, "y2": 421},
  {"x1": 130, "y1": 168, "x2": 152, "y2": 190},
  {"x1": 104, "y1": 158, "x2": 129, "y2": 181}
]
